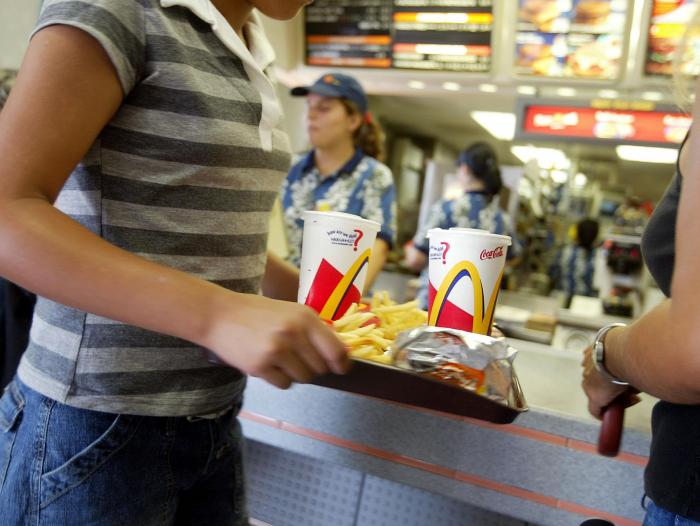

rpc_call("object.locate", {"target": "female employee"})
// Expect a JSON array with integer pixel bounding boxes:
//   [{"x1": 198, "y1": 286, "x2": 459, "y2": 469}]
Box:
[
  {"x1": 581, "y1": 44, "x2": 700, "y2": 525},
  {"x1": 0, "y1": 1, "x2": 348, "y2": 524},
  {"x1": 405, "y1": 142, "x2": 518, "y2": 310},
  {"x1": 281, "y1": 73, "x2": 397, "y2": 291}
]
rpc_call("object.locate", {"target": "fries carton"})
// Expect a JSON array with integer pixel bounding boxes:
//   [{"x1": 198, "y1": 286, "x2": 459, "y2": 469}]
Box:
[
  {"x1": 298, "y1": 211, "x2": 380, "y2": 321},
  {"x1": 426, "y1": 228, "x2": 511, "y2": 335}
]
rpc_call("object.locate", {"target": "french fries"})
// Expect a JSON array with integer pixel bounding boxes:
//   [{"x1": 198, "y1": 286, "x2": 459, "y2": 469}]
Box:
[{"x1": 332, "y1": 292, "x2": 428, "y2": 365}]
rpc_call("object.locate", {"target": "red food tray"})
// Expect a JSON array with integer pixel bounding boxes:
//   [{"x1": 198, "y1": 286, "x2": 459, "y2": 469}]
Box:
[{"x1": 311, "y1": 358, "x2": 528, "y2": 424}]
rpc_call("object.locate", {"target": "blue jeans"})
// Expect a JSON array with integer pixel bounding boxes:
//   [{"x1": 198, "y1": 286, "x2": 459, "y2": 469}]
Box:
[
  {"x1": 644, "y1": 498, "x2": 700, "y2": 526},
  {"x1": 0, "y1": 378, "x2": 248, "y2": 525}
]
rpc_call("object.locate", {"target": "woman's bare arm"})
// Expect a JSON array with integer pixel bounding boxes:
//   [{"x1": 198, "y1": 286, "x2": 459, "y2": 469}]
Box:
[{"x1": 583, "y1": 79, "x2": 700, "y2": 414}]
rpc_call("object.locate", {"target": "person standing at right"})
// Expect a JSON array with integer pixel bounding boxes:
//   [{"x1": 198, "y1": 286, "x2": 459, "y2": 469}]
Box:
[{"x1": 582, "y1": 11, "x2": 700, "y2": 523}]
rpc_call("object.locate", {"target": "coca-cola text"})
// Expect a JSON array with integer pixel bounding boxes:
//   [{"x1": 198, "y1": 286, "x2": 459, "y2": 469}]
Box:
[{"x1": 480, "y1": 246, "x2": 505, "y2": 260}]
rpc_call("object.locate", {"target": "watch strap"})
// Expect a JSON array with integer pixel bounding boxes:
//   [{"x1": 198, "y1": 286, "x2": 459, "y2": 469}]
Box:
[{"x1": 593, "y1": 323, "x2": 629, "y2": 386}]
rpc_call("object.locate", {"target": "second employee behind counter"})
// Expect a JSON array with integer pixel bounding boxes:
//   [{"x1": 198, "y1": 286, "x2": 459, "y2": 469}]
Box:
[
  {"x1": 281, "y1": 73, "x2": 397, "y2": 292},
  {"x1": 405, "y1": 142, "x2": 520, "y2": 310}
]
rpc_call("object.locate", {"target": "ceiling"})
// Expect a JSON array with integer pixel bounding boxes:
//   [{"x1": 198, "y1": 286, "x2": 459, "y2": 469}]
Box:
[{"x1": 369, "y1": 92, "x2": 677, "y2": 202}]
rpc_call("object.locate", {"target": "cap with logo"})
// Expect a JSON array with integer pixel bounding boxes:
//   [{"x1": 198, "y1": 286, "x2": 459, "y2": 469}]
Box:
[{"x1": 291, "y1": 73, "x2": 369, "y2": 115}]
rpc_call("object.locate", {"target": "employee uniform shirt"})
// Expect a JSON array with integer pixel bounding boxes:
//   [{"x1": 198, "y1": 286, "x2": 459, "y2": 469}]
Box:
[
  {"x1": 281, "y1": 148, "x2": 397, "y2": 267},
  {"x1": 17, "y1": 0, "x2": 291, "y2": 417},
  {"x1": 550, "y1": 245, "x2": 597, "y2": 297},
  {"x1": 412, "y1": 191, "x2": 517, "y2": 310}
]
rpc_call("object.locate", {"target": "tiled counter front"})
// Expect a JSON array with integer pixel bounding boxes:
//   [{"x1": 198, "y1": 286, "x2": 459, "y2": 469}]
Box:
[{"x1": 242, "y1": 374, "x2": 650, "y2": 526}]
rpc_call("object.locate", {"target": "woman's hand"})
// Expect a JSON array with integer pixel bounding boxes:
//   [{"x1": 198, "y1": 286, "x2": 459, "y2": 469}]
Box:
[
  {"x1": 581, "y1": 346, "x2": 640, "y2": 420},
  {"x1": 203, "y1": 292, "x2": 351, "y2": 389}
]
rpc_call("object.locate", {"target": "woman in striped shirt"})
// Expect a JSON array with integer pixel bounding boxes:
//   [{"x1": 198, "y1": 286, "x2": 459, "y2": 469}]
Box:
[{"x1": 0, "y1": 1, "x2": 347, "y2": 524}]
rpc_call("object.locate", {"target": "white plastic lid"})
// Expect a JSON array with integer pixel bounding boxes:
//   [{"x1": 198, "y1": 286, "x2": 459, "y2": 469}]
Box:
[
  {"x1": 427, "y1": 227, "x2": 512, "y2": 246},
  {"x1": 302, "y1": 210, "x2": 381, "y2": 232}
]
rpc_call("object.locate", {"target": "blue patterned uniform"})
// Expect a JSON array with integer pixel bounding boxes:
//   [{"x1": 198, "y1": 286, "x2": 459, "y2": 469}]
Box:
[
  {"x1": 281, "y1": 148, "x2": 397, "y2": 267},
  {"x1": 550, "y1": 245, "x2": 597, "y2": 297}
]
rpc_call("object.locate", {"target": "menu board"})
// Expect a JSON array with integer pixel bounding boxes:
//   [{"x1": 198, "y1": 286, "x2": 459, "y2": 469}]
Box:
[
  {"x1": 515, "y1": 0, "x2": 628, "y2": 79},
  {"x1": 646, "y1": 0, "x2": 700, "y2": 76},
  {"x1": 305, "y1": 1, "x2": 393, "y2": 68},
  {"x1": 519, "y1": 103, "x2": 691, "y2": 145},
  {"x1": 391, "y1": 1, "x2": 493, "y2": 71},
  {"x1": 305, "y1": 1, "x2": 494, "y2": 72}
]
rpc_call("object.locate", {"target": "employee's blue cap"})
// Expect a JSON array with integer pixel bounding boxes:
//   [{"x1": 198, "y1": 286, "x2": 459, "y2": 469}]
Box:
[{"x1": 291, "y1": 73, "x2": 368, "y2": 114}]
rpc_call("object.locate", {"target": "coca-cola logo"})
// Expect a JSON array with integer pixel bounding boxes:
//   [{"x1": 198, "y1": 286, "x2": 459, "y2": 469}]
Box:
[{"x1": 480, "y1": 246, "x2": 505, "y2": 260}]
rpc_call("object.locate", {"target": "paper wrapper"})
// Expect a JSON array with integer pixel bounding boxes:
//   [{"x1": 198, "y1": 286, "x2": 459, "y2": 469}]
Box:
[{"x1": 391, "y1": 326, "x2": 517, "y2": 405}]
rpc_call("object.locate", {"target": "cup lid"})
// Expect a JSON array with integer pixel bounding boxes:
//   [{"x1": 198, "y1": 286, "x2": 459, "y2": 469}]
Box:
[
  {"x1": 302, "y1": 210, "x2": 381, "y2": 232},
  {"x1": 427, "y1": 227, "x2": 512, "y2": 246}
]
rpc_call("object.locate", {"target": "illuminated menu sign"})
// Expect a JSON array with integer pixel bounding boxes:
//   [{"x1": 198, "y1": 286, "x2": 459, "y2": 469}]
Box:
[
  {"x1": 305, "y1": 1, "x2": 393, "y2": 68},
  {"x1": 305, "y1": 1, "x2": 494, "y2": 72},
  {"x1": 519, "y1": 103, "x2": 691, "y2": 145},
  {"x1": 646, "y1": 0, "x2": 700, "y2": 76},
  {"x1": 515, "y1": 0, "x2": 629, "y2": 80},
  {"x1": 392, "y1": 1, "x2": 493, "y2": 71}
]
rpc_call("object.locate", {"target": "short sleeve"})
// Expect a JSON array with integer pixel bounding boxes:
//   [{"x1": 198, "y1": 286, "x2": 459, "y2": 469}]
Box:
[
  {"x1": 360, "y1": 162, "x2": 397, "y2": 249},
  {"x1": 413, "y1": 201, "x2": 446, "y2": 254},
  {"x1": 33, "y1": 0, "x2": 146, "y2": 95}
]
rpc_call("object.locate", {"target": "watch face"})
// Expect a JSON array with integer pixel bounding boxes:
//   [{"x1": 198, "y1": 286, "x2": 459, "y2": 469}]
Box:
[{"x1": 594, "y1": 340, "x2": 605, "y2": 368}]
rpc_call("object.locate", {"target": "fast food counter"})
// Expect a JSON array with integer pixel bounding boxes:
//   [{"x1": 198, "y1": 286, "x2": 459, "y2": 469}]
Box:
[{"x1": 241, "y1": 335, "x2": 653, "y2": 526}]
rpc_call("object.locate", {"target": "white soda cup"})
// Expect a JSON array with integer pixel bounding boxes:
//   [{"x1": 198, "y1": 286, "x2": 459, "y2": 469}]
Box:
[
  {"x1": 298, "y1": 211, "x2": 380, "y2": 321},
  {"x1": 426, "y1": 228, "x2": 511, "y2": 335}
]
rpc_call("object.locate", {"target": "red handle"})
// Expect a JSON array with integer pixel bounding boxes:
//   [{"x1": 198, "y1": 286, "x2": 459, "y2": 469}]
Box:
[{"x1": 597, "y1": 397, "x2": 626, "y2": 457}]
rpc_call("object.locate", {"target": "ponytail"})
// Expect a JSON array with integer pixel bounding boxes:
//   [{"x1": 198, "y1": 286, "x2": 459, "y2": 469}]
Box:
[
  {"x1": 482, "y1": 166, "x2": 503, "y2": 197},
  {"x1": 341, "y1": 100, "x2": 386, "y2": 163}
]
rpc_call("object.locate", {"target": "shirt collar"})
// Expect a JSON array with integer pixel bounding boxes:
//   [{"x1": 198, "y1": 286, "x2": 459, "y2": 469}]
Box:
[
  {"x1": 300, "y1": 150, "x2": 316, "y2": 173},
  {"x1": 244, "y1": 11, "x2": 276, "y2": 71},
  {"x1": 160, "y1": 0, "x2": 215, "y2": 24},
  {"x1": 159, "y1": 0, "x2": 276, "y2": 71},
  {"x1": 304, "y1": 148, "x2": 365, "y2": 179}
]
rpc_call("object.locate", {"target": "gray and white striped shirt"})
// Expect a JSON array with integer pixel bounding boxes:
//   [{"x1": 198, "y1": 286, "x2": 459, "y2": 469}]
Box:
[{"x1": 17, "y1": 0, "x2": 291, "y2": 416}]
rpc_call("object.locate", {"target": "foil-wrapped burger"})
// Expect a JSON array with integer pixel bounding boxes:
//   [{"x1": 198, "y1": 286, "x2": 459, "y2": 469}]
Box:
[{"x1": 391, "y1": 327, "x2": 517, "y2": 405}]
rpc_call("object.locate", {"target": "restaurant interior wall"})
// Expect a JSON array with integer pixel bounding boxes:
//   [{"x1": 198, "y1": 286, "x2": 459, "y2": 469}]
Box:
[{"x1": 0, "y1": 0, "x2": 41, "y2": 70}]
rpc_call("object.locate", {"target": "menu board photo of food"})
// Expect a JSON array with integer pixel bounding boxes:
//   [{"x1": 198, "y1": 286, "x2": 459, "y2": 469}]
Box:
[
  {"x1": 646, "y1": 0, "x2": 700, "y2": 77},
  {"x1": 515, "y1": 0, "x2": 629, "y2": 79}
]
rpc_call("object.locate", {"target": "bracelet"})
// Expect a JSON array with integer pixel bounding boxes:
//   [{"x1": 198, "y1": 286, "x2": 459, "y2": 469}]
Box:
[{"x1": 593, "y1": 323, "x2": 629, "y2": 386}]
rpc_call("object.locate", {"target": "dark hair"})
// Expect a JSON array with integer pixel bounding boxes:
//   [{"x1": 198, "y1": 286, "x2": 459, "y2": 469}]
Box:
[
  {"x1": 458, "y1": 142, "x2": 502, "y2": 196},
  {"x1": 341, "y1": 100, "x2": 386, "y2": 163},
  {"x1": 577, "y1": 219, "x2": 599, "y2": 251}
]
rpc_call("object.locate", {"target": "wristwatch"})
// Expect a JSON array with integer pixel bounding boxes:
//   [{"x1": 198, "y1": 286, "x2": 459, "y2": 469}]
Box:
[{"x1": 593, "y1": 323, "x2": 629, "y2": 386}]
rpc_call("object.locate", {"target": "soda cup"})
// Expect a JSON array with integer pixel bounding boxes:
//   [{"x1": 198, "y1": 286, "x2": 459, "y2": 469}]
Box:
[
  {"x1": 298, "y1": 211, "x2": 380, "y2": 321},
  {"x1": 426, "y1": 228, "x2": 511, "y2": 335}
]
